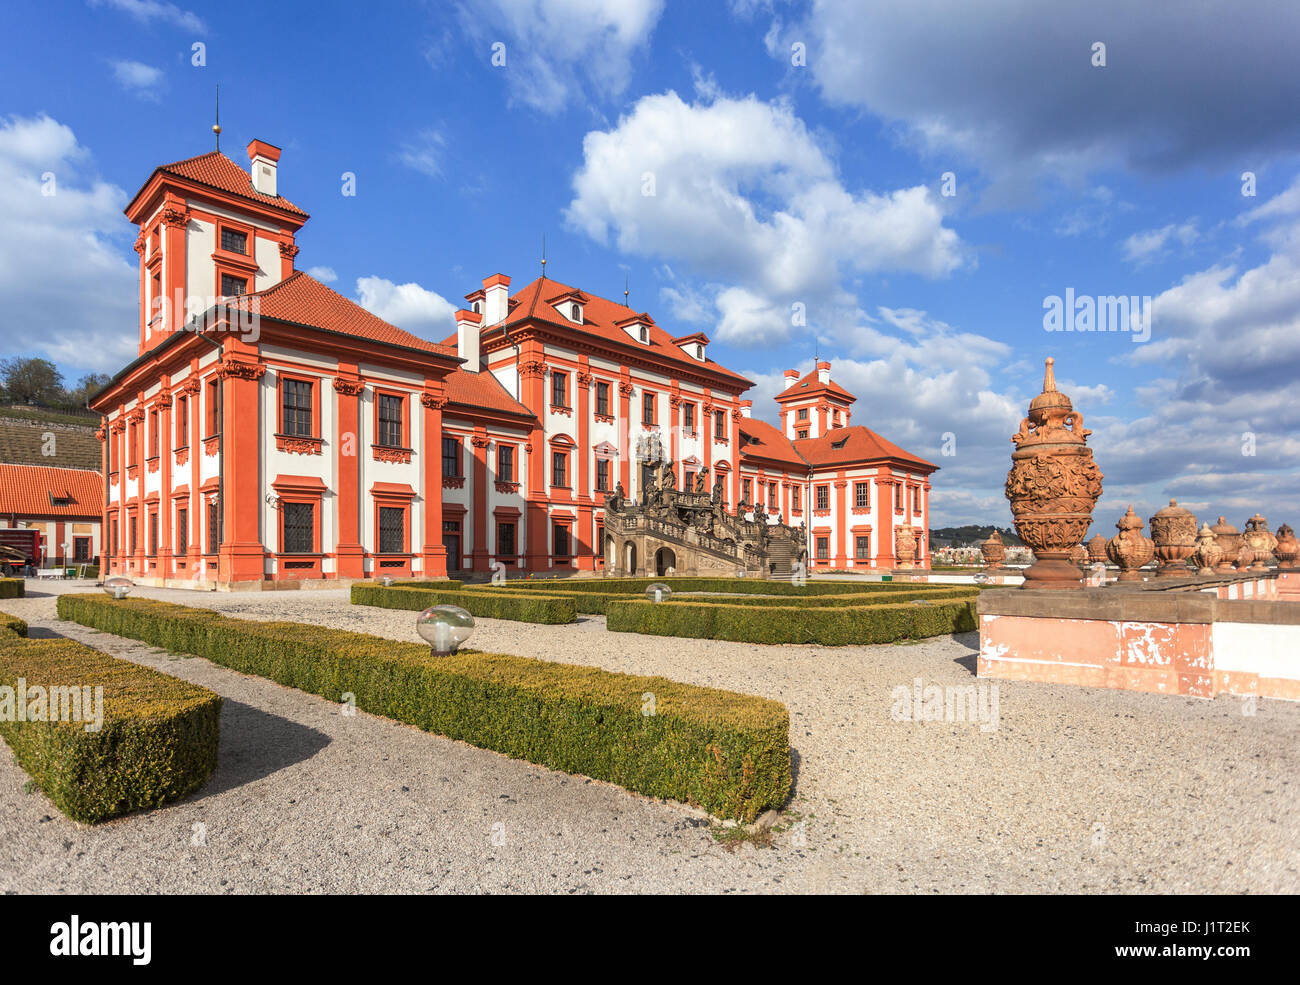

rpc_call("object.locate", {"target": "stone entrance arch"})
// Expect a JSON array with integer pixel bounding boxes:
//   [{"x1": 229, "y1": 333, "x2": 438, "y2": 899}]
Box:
[
  {"x1": 624, "y1": 541, "x2": 638, "y2": 575},
  {"x1": 655, "y1": 546, "x2": 676, "y2": 576}
]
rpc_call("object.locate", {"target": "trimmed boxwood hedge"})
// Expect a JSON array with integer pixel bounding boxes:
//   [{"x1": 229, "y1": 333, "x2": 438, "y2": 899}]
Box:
[
  {"x1": 386, "y1": 579, "x2": 465, "y2": 591},
  {"x1": 351, "y1": 583, "x2": 576, "y2": 623},
  {"x1": 495, "y1": 576, "x2": 916, "y2": 596},
  {"x1": 58, "y1": 594, "x2": 790, "y2": 822},
  {"x1": 0, "y1": 578, "x2": 25, "y2": 599},
  {"x1": 0, "y1": 610, "x2": 221, "y2": 824},
  {"x1": 606, "y1": 597, "x2": 978, "y2": 645}
]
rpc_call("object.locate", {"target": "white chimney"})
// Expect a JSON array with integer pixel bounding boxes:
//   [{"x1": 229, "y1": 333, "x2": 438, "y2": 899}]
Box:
[
  {"x1": 740, "y1": 400, "x2": 752, "y2": 418},
  {"x1": 482, "y1": 273, "x2": 511, "y2": 326},
  {"x1": 783, "y1": 369, "x2": 799, "y2": 390},
  {"x1": 455, "y1": 309, "x2": 482, "y2": 373},
  {"x1": 246, "y1": 139, "x2": 281, "y2": 196},
  {"x1": 816, "y1": 360, "x2": 831, "y2": 385}
]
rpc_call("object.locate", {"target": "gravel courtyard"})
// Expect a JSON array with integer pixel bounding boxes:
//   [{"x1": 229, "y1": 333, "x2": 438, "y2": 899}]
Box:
[{"x1": 2, "y1": 580, "x2": 1297, "y2": 894}]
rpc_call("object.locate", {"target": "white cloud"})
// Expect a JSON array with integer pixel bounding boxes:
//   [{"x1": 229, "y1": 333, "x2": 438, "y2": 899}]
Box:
[
  {"x1": 110, "y1": 60, "x2": 164, "y2": 100},
  {"x1": 397, "y1": 128, "x2": 446, "y2": 179},
  {"x1": 1121, "y1": 221, "x2": 1198, "y2": 266},
  {"x1": 455, "y1": 0, "x2": 664, "y2": 113},
  {"x1": 0, "y1": 115, "x2": 137, "y2": 376},
  {"x1": 305, "y1": 266, "x2": 337, "y2": 283},
  {"x1": 355, "y1": 275, "x2": 457, "y2": 338},
  {"x1": 88, "y1": 0, "x2": 206, "y2": 32},
  {"x1": 567, "y1": 90, "x2": 966, "y2": 345}
]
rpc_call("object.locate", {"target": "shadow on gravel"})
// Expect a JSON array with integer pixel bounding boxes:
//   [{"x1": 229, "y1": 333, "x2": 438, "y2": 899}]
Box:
[{"x1": 193, "y1": 700, "x2": 331, "y2": 801}]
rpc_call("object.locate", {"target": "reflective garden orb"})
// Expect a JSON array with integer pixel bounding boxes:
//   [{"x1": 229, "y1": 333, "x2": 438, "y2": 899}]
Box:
[
  {"x1": 380, "y1": 576, "x2": 393, "y2": 588},
  {"x1": 973, "y1": 573, "x2": 990, "y2": 586},
  {"x1": 646, "y1": 582, "x2": 672, "y2": 603},
  {"x1": 103, "y1": 575, "x2": 134, "y2": 600},
  {"x1": 416, "y1": 605, "x2": 474, "y2": 656}
]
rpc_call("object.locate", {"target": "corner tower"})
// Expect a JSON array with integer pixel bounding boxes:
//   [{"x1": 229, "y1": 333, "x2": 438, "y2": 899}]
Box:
[{"x1": 775, "y1": 361, "x2": 856, "y2": 440}]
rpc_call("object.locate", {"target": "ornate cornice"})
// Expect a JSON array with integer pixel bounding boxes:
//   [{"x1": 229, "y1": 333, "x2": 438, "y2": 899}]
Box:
[
  {"x1": 279, "y1": 241, "x2": 300, "y2": 259},
  {"x1": 420, "y1": 393, "x2": 447, "y2": 411},
  {"x1": 618, "y1": 381, "x2": 635, "y2": 398},
  {"x1": 470, "y1": 435, "x2": 492, "y2": 449},
  {"x1": 133, "y1": 234, "x2": 147, "y2": 257},
  {"x1": 160, "y1": 205, "x2": 190, "y2": 228},
  {"x1": 576, "y1": 371, "x2": 593, "y2": 389},
  {"x1": 217, "y1": 358, "x2": 266, "y2": 381},
  {"x1": 520, "y1": 360, "x2": 547, "y2": 380},
  {"x1": 275, "y1": 435, "x2": 323, "y2": 456},
  {"x1": 372, "y1": 444, "x2": 411, "y2": 464},
  {"x1": 495, "y1": 481, "x2": 520, "y2": 494},
  {"x1": 182, "y1": 377, "x2": 201, "y2": 395},
  {"x1": 154, "y1": 387, "x2": 172, "y2": 409},
  {"x1": 442, "y1": 476, "x2": 466, "y2": 489}
]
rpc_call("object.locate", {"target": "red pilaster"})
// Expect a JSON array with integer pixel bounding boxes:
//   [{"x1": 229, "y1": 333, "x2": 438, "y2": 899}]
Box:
[
  {"x1": 419, "y1": 390, "x2": 448, "y2": 578},
  {"x1": 334, "y1": 372, "x2": 366, "y2": 578},
  {"x1": 618, "y1": 371, "x2": 633, "y2": 495},
  {"x1": 216, "y1": 350, "x2": 267, "y2": 584},
  {"x1": 576, "y1": 366, "x2": 594, "y2": 570},
  {"x1": 471, "y1": 429, "x2": 491, "y2": 572},
  {"x1": 834, "y1": 475, "x2": 848, "y2": 568},
  {"x1": 521, "y1": 347, "x2": 548, "y2": 570},
  {"x1": 157, "y1": 386, "x2": 173, "y2": 576}
]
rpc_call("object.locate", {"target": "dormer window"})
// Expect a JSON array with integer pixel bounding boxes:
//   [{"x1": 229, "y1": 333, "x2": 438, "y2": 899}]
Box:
[
  {"x1": 639, "y1": 326, "x2": 649, "y2": 343},
  {"x1": 472, "y1": 300, "x2": 481, "y2": 314},
  {"x1": 570, "y1": 302, "x2": 583, "y2": 323},
  {"x1": 696, "y1": 343, "x2": 704, "y2": 359}
]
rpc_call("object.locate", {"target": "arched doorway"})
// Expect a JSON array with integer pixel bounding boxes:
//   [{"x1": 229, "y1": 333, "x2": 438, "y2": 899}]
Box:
[
  {"x1": 624, "y1": 541, "x2": 637, "y2": 575},
  {"x1": 655, "y1": 547, "x2": 676, "y2": 576},
  {"x1": 605, "y1": 535, "x2": 617, "y2": 569}
]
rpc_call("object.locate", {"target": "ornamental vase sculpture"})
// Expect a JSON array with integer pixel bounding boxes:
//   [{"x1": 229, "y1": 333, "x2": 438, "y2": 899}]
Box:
[
  {"x1": 1210, "y1": 516, "x2": 1241, "y2": 574},
  {"x1": 1004, "y1": 358, "x2": 1104, "y2": 589},
  {"x1": 1241, "y1": 514, "x2": 1277, "y2": 572},
  {"x1": 1274, "y1": 523, "x2": 1300, "y2": 570},
  {"x1": 1086, "y1": 533, "x2": 1109, "y2": 564},
  {"x1": 1149, "y1": 500, "x2": 1197, "y2": 577},
  {"x1": 1106, "y1": 505, "x2": 1154, "y2": 582},
  {"x1": 1190, "y1": 523, "x2": 1222, "y2": 575},
  {"x1": 980, "y1": 530, "x2": 1006, "y2": 571},
  {"x1": 895, "y1": 524, "x2": 917, "y2": 570},
  {"x1": 1069, "y1": 543, "x2": 1087, "y2": 566}
]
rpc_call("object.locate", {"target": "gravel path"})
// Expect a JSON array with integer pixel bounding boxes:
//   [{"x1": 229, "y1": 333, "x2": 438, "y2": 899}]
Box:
[{"x1": 1, "y1": 580, "x2": 1296, "y2": 894}]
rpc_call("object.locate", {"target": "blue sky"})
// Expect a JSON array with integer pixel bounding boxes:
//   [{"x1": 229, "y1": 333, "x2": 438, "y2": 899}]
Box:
[{"x1": 3, "y1": 0, "x2": 1300, "y2": 531}]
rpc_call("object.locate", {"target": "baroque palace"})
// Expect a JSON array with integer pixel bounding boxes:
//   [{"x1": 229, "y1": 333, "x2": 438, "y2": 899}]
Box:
[{"x1": 92, "y1": 139, "x2": 935, "y2": 587}]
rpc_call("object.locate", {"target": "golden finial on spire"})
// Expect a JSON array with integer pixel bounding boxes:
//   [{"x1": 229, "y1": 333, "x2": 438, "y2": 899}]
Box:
[
  {"x1": 212, "y1": 84, "x2": 221, "y2": 151},
  {"x1": 624, "y1": 272, "x2": 629, "y2": 305},
  {"x1": 540, "y1": 233, "x2": 547, "y2": 278}
]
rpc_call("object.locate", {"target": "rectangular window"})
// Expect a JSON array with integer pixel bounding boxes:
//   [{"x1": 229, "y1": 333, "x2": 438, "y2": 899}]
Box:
[
  {"x1": 792, "y1": 486, "x2": 801, "y2": 511},
  {"x1": 73, "y1": 538, "x2": 90, "y2": 562},
  {"x1": 175, "y1": 395, "x2": 188, "y2": 445},
  {"x1": 742, "y1": 479, "x2": 752, "y2": 503},
  {"x1": 207, "y1": 501, "x2": 218, "y2": 553},
  {"x1": 895, "y1": 483, "x2": 903, "y2": 511},
  {"x1": 642, "y1": 392, "x2": 655, "y2": 426},
  {"x1": 855, "y1": 535, "x2": 870, "y2": 560},
  {"x1": 552, "y1": 450, "x2": 568, "y2": 488},
  {"x1": 128, "y1": 422, "x2": 138, "y2": 465},
  {"x1": 816, "y1": 485, "x2": 829, "y2": 511},
  {"x1": 149, "y1": 409, "x2": 159, "y2": 458},
  {"x1": 220, "y1": 227, "x2": 248, "y2": 255},
  {"x1": 378, "y1": 506, "x2": 405, "y2": 554},
  {"x1": 551, "y1": 371, "x2": 567, "y2": 408},
  {"x1": 595, "y1": 382, "x2": 610, "y2": 417},
  {"x1": 855, "y1": 482, "x2": 870, "y2": 508},
  {"x1": 816, "y1": 537, "x2": 829, "y2": 561},
  {"x1": 497, "y1": 521, "x2": 516, "y2": 558},
  {"x1": 282, "y1": 502, "x2": 314, "y2": 554},
  {"x1": 714, "y1": 409, "x2": 726, "y2": 436},
  {"x1": 596, "y1": 458, "x2": 609, "y2": 491},
  {"x1": 220, "y1": 273, "x2": 248, "y2": 297},
  {"x1": 148, "y1": 513, "x2": 157, "y2": 556},
  {"x1": 683, "y1": 403, "x2": 695, "y2": 430},
  {"x1": 376, "y1": 393, "x2": 403, "y2": 447},
  {"x1": 176, "y1": 508, "x2": 187, "y2": 555},
  {"x1": 768, "y1": 482, "x2": 777, "y2": 508},
  {"x1": 497, "y1": 445, "x2": 514, "y2": 483},
  {"x1": 797, "y1": 430, "x2": 808, "y2": 439},
  {"x1": 130, "y1": 516, "x2": 137, "y2": 554},
  {"x1": 798, "y1": 408, "x2": 809, "y2": 421},
  {"x1": 553, "y1": 524, "x2": 570, "y2": 558},
  {"x1": 281, "y1": 379, "x2": 313, "y2": 438},
  {"x1": 913, "y1": 487, "x2": 921, "y2": 512},
  {"x1": 109, "y1": 522, "x2": 116, "y2": 558},
  {"x1": 684, "y1": 470, "x2": 695, "y2": 492},
  {"x1": 206, "y1": 379, "x2": 221, "y2": 435},
  {"x1": 442, "y1": 436, "x2": 461, "y2": 477}
]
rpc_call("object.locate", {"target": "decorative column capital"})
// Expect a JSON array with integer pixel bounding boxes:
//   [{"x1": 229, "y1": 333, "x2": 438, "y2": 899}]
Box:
[
  {"x1": 333, "y1": 377, "x2": 366, "y2": 396},
  {"x1": 420, "y1": 392, "x2": 447, "y2": 411}
]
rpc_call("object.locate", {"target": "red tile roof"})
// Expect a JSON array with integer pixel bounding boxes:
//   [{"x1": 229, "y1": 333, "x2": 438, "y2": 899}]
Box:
[
  {"x1": 155, "y1": 151, "x2": 309, "y2": 218},
  {"x1": 229, "y1": 272, "x2": 458, "y2": 357},
  {"x1": 443, "y1": 369, "x2": 533, "y2": 419},
  {"x1": 796, "y1": 426, "x2": 937, "y2": 471},
  {"x1": 774, "y1": 367, "x2": 857, "y2": 403},
  {"x1": 0, "y1": 464, "x2": 102, "y2": 517},
  {"x1": 738, "y1": 418, "x2": 808, "y2": 469},
  {"x1": 498, "y1": 277, "x2": 752, "y2": 388}
]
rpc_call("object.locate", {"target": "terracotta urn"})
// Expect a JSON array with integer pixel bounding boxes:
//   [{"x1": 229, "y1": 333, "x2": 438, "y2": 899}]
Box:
[
  {"x1": 980, "y1": 530, "x2": 1007, "y2": 571},
  {"x1": 1086, "y1": 533, "x2": 1109, "y2": 564},
  {"x1": 1105, "y1": 506, "x2": 1154, "y2": 582},
  {"x1": 1069, "y1": 543, "x2": 1087, "y2": 566},
  {"x1": 1148, "y1": 500, "x2": 1197, "y2": 577},
  {"x1": 895, "y1": 524, "x2": 917, "y2": 570},
  {"x1": 1190, "y1": 523, "x2": 1222, "y2": 575},
  {"x1": 1236, "y1": 543, "x2": 1255, "y2": 572},
  {"x1": 1274, "y1": 523, "x2": 1300, "y2": 570},
  {"x1": 1210, "y1": 516, "x2": 1241, "y2": 574},
  {"x1": 1241, "y1": 514, "x2": 1277, "y2": 572},
  {"x1": 1004, "y1": 358, "x2": 1104, "y2": 589}
]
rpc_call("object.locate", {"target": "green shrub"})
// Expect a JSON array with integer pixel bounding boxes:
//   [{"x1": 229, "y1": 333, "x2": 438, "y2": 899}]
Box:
[
  {"x1": 351, "y1": 583, "x2": 576, "y2": 623},
  {"x1": 386, "y1": 579, "x2": 464, "y2": 591},
  {"x1": 493, "y1": 576, "x2": 960, "y2": 597},
  {"x1": 0, "y1": 609, "x2": 221, "y2": 824},
  {"x1": 1, "y1": 612, "x2": 27, "y2": 637},
  {"x1": 58, "y1": 595, "x2": 790, "y2": 822},
  {"x1": 0, "y1": 578, "x2": 25, "y2": 600},
  {"x1": 606, "y1": 598, "x2": 978, "y2": 645}
]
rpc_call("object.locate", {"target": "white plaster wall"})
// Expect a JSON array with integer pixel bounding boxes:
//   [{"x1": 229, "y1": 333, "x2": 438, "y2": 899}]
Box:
[{"x1": 1213, "y1": 622, "x2": 1300, "y2": 682}]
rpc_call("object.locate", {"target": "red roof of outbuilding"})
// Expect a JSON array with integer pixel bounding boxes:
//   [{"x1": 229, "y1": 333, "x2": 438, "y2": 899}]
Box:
[
  {"x1": 738, "y1": 418, "x2": 809, "y2": 469},
  {"x1": 443, "y1": 370, "x2": 533, "y2": 419},
  {"x1": 796, "y1": 426, "x2": 938, "y2": 471},
  {"x1": 0, "y1": 464, "x2": 103, "y2": 517},
  {"x1": 147, "y1": 151, "x2": 309, "y2": 218}
]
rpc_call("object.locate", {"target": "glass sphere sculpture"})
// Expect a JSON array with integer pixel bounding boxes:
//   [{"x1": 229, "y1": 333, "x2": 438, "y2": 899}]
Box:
[
  {"x1": 416, "y1": 605, "x2": 474, "y2": 656},
  {"x1": 646, "y1": 582, "x2": 672, "y2": 603},
  {"x1": 973, "y1": 573, "x2": 990, "y2": 585},
  {"x1": 103, "y1": 575, "x2": 134, "y2": 600},
  {"x1": 380, "y1": 576, "x2": 393, "y2": 588}
]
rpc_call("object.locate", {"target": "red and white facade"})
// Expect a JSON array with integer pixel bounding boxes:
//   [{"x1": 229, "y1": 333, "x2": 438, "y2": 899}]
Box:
[{"x1": 93, "y1": 141, "x2": 934, "y2": 588}]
